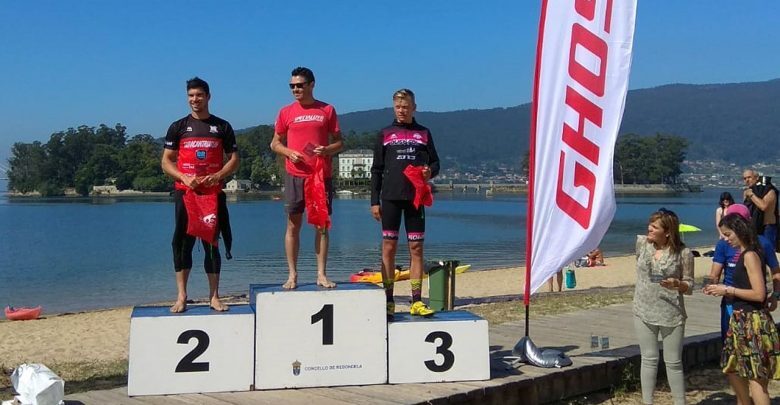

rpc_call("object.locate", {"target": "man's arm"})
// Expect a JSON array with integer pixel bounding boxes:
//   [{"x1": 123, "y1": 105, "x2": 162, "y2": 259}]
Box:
[
  {"x1": 746, "y1": 188, "x2": 776, "y2": 212},
  {"x1": 708, "y1": 261, "x2": 724, "y2": 283}
]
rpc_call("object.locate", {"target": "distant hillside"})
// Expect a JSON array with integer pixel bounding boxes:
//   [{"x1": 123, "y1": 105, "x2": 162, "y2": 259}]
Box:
[{"x1": 337, "y1": 78, "x2": 780, "y2": 166}]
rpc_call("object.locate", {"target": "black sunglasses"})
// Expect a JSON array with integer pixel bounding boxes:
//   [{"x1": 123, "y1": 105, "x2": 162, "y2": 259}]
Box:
[
  {"x1": 657, "y1": 207, "x2": 678, "y2": 218},
  {"x1": 288, "y1": 82, "x2": 309, "y2": 89}
]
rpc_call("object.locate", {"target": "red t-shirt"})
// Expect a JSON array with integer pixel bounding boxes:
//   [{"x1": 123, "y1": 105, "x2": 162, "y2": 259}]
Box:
[{"x1": 275, "y1": 100, "x2": 340, "y2": 178}]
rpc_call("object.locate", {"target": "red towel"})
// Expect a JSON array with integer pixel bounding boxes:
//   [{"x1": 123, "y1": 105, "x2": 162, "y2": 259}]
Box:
[
  {"x1": 403, "y1": 165, "x2": 433, "y2": 209},
  {"x1": 183, "y1": 189, "x2": 219, "y2": 246},
  {"x1": 305, "y1": 156, "x2": 331, "y2": 230}
]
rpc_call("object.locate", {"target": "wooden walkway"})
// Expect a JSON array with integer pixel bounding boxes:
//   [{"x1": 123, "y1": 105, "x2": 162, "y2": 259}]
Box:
[{"x1": 63, "y1": 293, "x2": 724, "y2": 404}]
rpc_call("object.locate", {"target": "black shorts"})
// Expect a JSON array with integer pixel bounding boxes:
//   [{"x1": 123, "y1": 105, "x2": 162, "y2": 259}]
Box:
[
  {"x1": 381, "y1": 200, "x2": 425, "y2": 241},
  {"x1": 172, "y1": 190, "x2": 226, "y2": 273},
  {"x1": 284, "y1": 174, "x2": 334, "y2": 215}
]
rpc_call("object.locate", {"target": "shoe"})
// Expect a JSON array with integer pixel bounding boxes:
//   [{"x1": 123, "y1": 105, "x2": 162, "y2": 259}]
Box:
[{"x1": 410, "y1": 301, "x2": 434, "y2": 317}]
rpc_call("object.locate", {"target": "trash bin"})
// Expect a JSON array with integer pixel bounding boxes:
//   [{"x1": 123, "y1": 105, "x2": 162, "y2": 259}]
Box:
[{"x1": 427, "y1": 260, "x2": 459, "y2": 311}]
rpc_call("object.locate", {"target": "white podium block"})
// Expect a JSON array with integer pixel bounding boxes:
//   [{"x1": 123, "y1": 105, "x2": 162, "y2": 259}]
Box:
[
  {"x1": 253, "y1": 283, "x2": 387, "y2": 389},
  {"x1": 128, "y1": 305, "x2": 255, "y2": 396},
  {"x1": 388, "y1": 310, "x2": 490, "y2": 384}
]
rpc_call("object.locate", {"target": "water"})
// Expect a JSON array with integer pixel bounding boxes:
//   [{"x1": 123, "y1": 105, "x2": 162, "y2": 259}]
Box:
[{"x1": 0, "y1": 178, "x2": 731, "y2": 314}]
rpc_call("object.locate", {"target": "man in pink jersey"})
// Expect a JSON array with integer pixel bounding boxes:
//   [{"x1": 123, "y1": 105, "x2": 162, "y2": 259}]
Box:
[{"x1": 270, "y1": 67, "x2": 343, "y2": 289}]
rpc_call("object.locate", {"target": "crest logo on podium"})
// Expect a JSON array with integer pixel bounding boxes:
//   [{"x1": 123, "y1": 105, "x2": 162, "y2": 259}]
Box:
[{"x1": 292, "y1": 360, "x2": 301, "y2": 376}]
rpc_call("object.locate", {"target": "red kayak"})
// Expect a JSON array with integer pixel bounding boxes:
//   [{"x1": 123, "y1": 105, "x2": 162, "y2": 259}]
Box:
[{"x1": 4, "y1": 306, "x2": 42, "y2": 321}]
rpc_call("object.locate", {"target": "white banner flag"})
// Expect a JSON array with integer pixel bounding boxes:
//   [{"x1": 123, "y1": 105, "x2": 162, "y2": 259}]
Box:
[{"x1": 526, "y1": 0, "x2": 637, "y2": 299}]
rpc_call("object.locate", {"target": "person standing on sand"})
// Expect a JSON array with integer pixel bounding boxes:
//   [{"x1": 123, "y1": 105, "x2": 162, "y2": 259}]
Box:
[
  {"x1": 370, "y1": 88, "x2": 440, "y2": 321},
  {"x1": 716, "y1": 192, "x2": 735, "y2": 240},
  {"x1": 161, "y1": 77, "x2": 239, "y2": 313},
  {"x1": 705, "y1": 213, "x2": 780, "y2": 405},
  {"x1": 633, "y1": 208, "x2": 694, "y2": 405},
  {"x1": 270, "y1": 67, "x2": 343, "y2": 290}
]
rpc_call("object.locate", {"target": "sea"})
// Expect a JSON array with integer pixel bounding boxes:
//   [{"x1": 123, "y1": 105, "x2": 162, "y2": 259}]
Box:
[{"x1": 0, "y1": 178, "x2": 734, "y2": 314}]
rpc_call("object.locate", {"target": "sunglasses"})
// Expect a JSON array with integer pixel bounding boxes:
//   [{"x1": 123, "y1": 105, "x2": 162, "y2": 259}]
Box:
[
  {"x1": 657, "y1": 207, "x2": 678, "y2": 218},
  {"x1": 288, "y1": 82, "x2": 309, "y2": 89}
]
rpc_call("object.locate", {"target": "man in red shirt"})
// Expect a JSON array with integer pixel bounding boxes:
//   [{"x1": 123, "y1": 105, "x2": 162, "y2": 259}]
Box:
[
  {"x1": 161, "y1": 77, "x2": 239, "y2": 312},
  {"x1": 270, "y1": 67, "x2": 343, "y2": 289}
]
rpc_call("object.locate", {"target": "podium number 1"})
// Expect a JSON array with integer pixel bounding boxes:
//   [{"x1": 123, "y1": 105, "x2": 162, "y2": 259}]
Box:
[
  {"x1": 176, "y1": 330, "x2": 210, "y2": 373},
  {"x1": 425, "y1": 331, "x2": 454, "y2": 372},
  {"x1": 311, "y1": 304, "x2": 334, "y2": 345}
]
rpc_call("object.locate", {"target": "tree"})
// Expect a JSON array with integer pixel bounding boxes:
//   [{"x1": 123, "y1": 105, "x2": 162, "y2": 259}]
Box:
[
  {"x1": 613, "y1": 133, "x2": 688, "y2": 184},
  {"x1": 8, "y1": 141, "x2": 47, "y2": 193}
]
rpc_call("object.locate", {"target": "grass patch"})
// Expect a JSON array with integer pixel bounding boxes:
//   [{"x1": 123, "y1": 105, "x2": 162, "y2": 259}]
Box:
[
  {"x1": 1, "y1": 359, "x2": 127, "y2": 397},
  {"x1": 467, "y1": 287, "x2": 634, "y2": 326}
]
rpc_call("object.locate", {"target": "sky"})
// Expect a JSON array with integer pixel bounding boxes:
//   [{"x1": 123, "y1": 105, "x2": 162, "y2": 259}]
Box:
[{"x1": 1, "y1": 1, "x2": 779, "y2": 166}]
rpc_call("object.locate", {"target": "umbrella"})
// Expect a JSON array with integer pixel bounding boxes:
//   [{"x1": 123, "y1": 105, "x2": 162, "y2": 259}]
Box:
[{"x1": 679, "y1": 223, "x2": 702, "y2": 233}]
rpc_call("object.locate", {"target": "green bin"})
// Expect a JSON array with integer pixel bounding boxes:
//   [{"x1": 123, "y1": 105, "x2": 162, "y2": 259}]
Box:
[{"x1": 427, "y1": 260, "x2": 460, "y2": 312}]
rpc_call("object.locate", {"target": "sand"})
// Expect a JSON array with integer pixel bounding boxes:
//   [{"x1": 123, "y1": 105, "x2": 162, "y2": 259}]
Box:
[{"x1": 0, "y1": 249, "x2": 716, "y2": 366}]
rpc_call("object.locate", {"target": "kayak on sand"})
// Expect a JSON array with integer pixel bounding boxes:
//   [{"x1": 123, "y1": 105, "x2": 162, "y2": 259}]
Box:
[
  {"x1": 4, "y1": 305, "x2": 43, "y2": 321},
  {"x1": 349, "y1": 264, "x2": 471, "y2": 284}
]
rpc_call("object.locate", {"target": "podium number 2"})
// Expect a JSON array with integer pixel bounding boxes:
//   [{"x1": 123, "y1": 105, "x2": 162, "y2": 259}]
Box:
[
  {"x1": 311, "y1": 304, "x2": 334, "y2": 345},
  {"x1": 425, "y1": 331, "x2": 454, "y2": 372},
  {"x1": 176, "y1": 330, "x2": 210, "y2": 372}
]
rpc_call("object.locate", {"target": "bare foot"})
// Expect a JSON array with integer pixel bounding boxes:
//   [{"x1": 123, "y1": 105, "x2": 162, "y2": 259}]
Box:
[
  {"x1": 317, "y1": 277, "x2": 336, "y2": 288},
  {"x1": 282, "y1": 278, "x2": 297, "y2": 290},
  {"x1": 170, "y1": 298, "x2": 187, "y2": 313},
  {"x1": 210, "y1": 297, "x2": 229, "y2": 312}
]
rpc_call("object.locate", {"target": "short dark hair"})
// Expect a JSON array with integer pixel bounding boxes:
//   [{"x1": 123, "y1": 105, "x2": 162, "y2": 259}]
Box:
[
  {"x1": 186, "y1": 77, "x2": 210, "y2": 95},
  {"x1": 291, "y1": 67, "x2": 315, "y2": 83}
]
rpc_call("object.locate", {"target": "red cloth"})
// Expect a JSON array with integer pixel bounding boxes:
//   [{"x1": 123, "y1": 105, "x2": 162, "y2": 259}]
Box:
[
  {"x1": 183, "y1": 189, "x2": 219, "y2": 246},
  {"x1": 305, "y1": 156, "x2": 331, "y2": 230},
  {"x1": 403, "y1": 165, "x2": 433, "y2": 209}
]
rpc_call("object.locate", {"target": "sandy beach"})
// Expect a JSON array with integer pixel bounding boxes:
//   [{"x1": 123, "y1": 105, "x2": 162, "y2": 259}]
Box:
[{"x1": 0, "y1": 249, "x2": 716, "y2": 367}]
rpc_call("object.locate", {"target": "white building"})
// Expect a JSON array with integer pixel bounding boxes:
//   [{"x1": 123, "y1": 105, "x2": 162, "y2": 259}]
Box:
[
  {"x1": 224, "y1": 179, "x2": 252, "y2": 192},
  {"x1": 338, "y1": 149, "x2": 373, "y2": 179}
]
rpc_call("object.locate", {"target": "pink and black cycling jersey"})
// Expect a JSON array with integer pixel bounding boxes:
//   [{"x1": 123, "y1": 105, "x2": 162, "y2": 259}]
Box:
[{"x1": 370, "y1": 119, "x2": 440, "y2": 205}]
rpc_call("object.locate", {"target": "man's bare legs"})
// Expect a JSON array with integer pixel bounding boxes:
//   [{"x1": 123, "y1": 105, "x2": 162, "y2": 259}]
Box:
[
  {"x1": 283, "y1": 213, "x2": 302, "y2": 289},
  {"x1": 171, "y1": 269, "x2": 191, "y2": 313},
  {"x1": 315, "y1": 228, "x2": 335, "y2": 288},
  {"x1": 207, "y1": 272, "x2": 228, "y2": 311}
]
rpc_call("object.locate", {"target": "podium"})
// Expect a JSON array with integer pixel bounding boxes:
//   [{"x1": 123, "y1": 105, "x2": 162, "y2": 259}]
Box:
[
  {"x1": 252, "y1": 283, "x2": 388, "y2": 389},
  {"x1": 128, "y1": 283, "x2": 490, "y2": 396},
  {"x1": 128, "y1": 305, "x2": 255, "y2": 396},
  {"x1": 388, "y1": 311, "x2": 490, "y2": 383}
]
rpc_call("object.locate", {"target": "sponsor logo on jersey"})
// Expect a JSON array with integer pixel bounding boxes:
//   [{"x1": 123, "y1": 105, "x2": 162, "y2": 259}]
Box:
[
  {"x1": 182, "y1": 140, "x2": 220, "y2": 149},
  {"x1": 293, "y1": 114, "x2": 325, "y2": 124},
  {"x1": 209, "y1": 125, "x2": 218, "y2": 133},
  {"x1": 196, "y1": 150, "x2": 207, "y2": 160},
  {"x1": 186, "y1": 127, "x2": 193, "y2": 132}
]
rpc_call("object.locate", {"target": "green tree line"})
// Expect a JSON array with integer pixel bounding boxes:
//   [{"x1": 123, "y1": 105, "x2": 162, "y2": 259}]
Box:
[
  {"x1": 7, "y1": 123, "x2": 381, "y2": 196},
  {"x1": 521, "y1": 133, "x2": 688, "y2": 184}
]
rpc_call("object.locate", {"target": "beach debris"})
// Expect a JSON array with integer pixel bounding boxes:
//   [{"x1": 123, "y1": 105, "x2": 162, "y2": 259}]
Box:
[{"x1": 9, "y1": 363, "x2": 64, "y2": 405}]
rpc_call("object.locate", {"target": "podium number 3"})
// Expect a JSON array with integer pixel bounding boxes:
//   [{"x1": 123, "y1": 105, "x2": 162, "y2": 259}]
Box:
[
  {"x1": 311, "y1": 304, "x2": 334, "y2": 345},
  {"x1": 176, "y1": 330, "x2": 210, "y2": 372},
  {"x1": 425, "y1": 331, "x2": 455, "y2": 372}
]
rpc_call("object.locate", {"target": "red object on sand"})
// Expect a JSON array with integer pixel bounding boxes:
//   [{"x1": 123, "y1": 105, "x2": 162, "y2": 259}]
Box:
[
  {"x1": 403, "y1": 165, "x2": 433, "y2": 209},
  {"x1": 305, "y1": 157, "x2": 331, "y2": 230},
  {"x1": 4, "y1": 306, "x2": 42, "y2": 321},
  {"x1": 183, "y1": 189, "x2": 219, "y2": 246}
]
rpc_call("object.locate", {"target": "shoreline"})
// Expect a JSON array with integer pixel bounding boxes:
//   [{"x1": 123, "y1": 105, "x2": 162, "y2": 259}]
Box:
[{"x1": 3, "y1": 182, "x2": 714, "y2": 198}]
